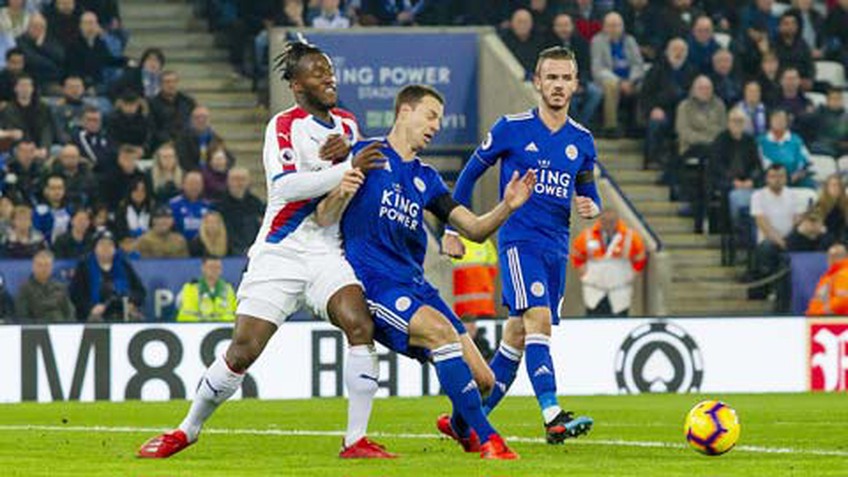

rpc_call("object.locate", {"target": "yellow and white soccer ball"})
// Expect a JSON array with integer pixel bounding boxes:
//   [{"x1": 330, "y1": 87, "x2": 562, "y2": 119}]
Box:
[{"x1": 684, "y1": 400, "x2": 741, "y2": 456}]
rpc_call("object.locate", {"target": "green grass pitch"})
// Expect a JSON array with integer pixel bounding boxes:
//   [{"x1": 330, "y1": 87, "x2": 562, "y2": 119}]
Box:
[{"x1": 1, "y1": 393, "x2": 846, "y2": 476}]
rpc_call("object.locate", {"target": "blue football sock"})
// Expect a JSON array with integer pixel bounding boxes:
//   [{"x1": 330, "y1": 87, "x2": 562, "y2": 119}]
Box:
[
  {"x1": 525, "y1": 333, "x2": 562, "y2": 424},
  {"x1": 482, "y1": 342, "x2": 523, "y2": 414},
  {"x1": 432, "y1": 343, "x2": 497, "y2": 444}
]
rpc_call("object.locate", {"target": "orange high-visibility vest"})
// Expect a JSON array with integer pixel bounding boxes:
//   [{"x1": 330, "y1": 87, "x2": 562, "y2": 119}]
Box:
[
  {"x1": 806, "y1": 258, "x2": 848, "y2": 316},
  {"x1": 451, "y1": 236, "x2": 498, "y2": 318},
  {"x1": 571, "y1": 220, "x2": 647, "y2": 271}
]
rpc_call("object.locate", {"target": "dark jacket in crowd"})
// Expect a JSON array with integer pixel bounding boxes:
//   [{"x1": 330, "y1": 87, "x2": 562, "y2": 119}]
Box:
[
  {"x1": 708, "y1": 131, "x2": 762, "y2": 191},
  {"x1": 72, "y1": 127, "x2": 117, "y2": 173},
  {"x1": 14, "y1": 276, "x2": 76, "y2": 323},
  {"x1": 640, "y1": 57, "x2": 698, "y2": 120},
  {"x1": 1, "y1": 99, "x2": 54, "y2": 148},
  {"x1": 16, "y1": 34, "x2": 65, "y2": 87},
  {"x1": 216, "y1": 191, "x2": 264, "y2": 255},
  {"x1": 107, "y1": 108, "x2": 152, "y2": 151},
  {"x1": 149, "y1": 91, "x2": 196, "y2": 148},
  {"x1": 66, "y1": 35, "x2": 126, "y2": 88},
  {"x1": 69, "y1": 251, "x2": 145, "y2": 321},
  {"x1": 53, "y1": 229, "x2": 94, "y2": 260}
]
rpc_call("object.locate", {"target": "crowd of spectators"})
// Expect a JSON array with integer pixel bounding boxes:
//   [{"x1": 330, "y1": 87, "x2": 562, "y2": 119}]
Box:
[{"x1": 0, "y1": 0, "x2": 266, "y2": 324}]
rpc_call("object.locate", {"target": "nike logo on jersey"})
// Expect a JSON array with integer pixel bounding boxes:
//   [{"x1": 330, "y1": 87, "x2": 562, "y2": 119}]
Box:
[
  {"x1": 533, "y1": 365, "x2": 553, "y2": 377},
  {"x1": 525, "y1": 142, "x2": 539, "y2": 152}
]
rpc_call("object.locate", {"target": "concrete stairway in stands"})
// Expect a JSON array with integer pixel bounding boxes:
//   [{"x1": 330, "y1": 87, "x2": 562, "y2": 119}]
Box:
[
  {"x1": 596, "y1": 139, "x2": 773, "y2": 316},
  {"x1": 121, "y1": 0, "x2": 268, "y2": 197}
]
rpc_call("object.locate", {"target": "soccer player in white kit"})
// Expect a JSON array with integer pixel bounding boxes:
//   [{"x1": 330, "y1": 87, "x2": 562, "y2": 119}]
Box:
[{"x1": 137, "y1": 42, "x2": 394, "y2": 459}]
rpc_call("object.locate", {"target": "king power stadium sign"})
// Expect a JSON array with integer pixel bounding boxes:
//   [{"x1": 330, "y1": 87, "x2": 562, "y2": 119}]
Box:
[{"x1": 0, "y1": 318, "x2": 835, "y2": 404}]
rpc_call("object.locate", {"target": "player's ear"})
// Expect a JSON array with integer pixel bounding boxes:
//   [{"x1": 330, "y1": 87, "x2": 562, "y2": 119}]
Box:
[{"x1": 532, "y1": 72, "x2": 542, "y2": 92}]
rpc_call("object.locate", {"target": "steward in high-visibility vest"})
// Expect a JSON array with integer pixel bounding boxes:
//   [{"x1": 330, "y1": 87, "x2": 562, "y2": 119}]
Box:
[
  {"x1": 571, "y1": 209, "x2": 647, "y2": 316},
  {"x1": 807, "y1": 244, "x2": 848, "y2": 316},
  {"x1": 451, "y1": 235, "x2": 498, "y2": 317},
  {"x1": 176, "y1": 257, "x2": 237, "y2": 322}
]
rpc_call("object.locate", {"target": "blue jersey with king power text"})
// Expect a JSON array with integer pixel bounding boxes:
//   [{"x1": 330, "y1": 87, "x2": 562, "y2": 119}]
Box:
[
  {"x1": 465, "y1": 109, "x2": 599, "y2": 252},
  {"x1": 341, "y1": 138, "x2": 452, "y2": 284}
]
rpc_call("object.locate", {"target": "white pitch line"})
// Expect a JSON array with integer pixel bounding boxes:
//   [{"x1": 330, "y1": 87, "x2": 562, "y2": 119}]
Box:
[{"x1": 2, "y1": 425, "x2": 847, "y2": 458}]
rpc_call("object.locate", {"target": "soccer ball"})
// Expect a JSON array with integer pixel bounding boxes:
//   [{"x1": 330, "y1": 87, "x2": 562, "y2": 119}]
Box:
[{"x1": 684, "y1": 400, "x2": 740, "y2": 456}]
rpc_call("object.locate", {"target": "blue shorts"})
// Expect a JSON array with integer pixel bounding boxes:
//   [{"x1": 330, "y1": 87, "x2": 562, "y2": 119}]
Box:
[
  {"x1": 499, "y1": 244, "x2": 567, "y2": 325},
  {"x1": 361, "y1": 275, "x2": 466, "y2": 362}
]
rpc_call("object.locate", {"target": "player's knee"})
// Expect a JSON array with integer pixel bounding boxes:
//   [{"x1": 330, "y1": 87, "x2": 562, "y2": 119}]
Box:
[{"x1": 427, "y1": 320, "x2": 460, "y2": 348}]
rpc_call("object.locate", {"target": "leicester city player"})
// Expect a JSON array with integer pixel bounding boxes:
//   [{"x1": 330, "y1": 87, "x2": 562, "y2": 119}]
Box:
[
  {"x1": 442, "y1": 46, "x2": 600, "y2": 444},
  {"x1": 316, "y1": 84, "x2": 536, "y2": 459}
]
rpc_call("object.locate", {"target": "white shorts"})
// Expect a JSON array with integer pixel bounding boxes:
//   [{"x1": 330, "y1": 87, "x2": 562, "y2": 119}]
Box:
[{"x1": 235, "y1": 248, "x2": 361, "y2": 326}]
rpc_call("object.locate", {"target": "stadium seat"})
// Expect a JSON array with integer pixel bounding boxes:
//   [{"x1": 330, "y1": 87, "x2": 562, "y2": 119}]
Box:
[
  {"x1": 791, "y1": 187, "x2": 818, "y2": 211},
  {"x1": 714, "y1": 32, "x2": 731, "y2": 50},
  {"x1": 806, "y1": 92, "x2": 827, "y2": 109},
  {"x1": 808, "y1": 154, "x2": 837, "y2": 182},
  {"x1": 815, "y1": 61, "x2": 846, "y2": 87}
]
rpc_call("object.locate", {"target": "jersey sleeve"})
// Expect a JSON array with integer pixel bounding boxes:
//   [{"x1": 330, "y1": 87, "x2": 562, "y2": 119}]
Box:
[
  {"x1": 424, "y1": 165, "x2": 459, "y2": 222},
  {"x1": 575, "y1": 134, "x2": 602, "y2": 207},
  {"x1": 451, "y1": 117, "x2": 511, "y2": 217}
]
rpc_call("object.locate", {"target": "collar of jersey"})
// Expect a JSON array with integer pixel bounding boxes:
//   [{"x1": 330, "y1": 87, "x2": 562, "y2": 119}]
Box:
[
  {"x1": 311, "y1": 115, "x2": 336, "y2": 129},
  {"x1": 532, "y1": 107, "x2": 572, "y2": 136}
]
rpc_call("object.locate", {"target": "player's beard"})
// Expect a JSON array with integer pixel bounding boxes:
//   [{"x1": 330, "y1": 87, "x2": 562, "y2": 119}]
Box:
[{"x1": 302, "y1": 89, "x2": 336, "y2": 113}]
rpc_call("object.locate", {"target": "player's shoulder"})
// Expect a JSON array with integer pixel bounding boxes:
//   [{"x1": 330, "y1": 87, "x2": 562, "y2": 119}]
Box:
[
  {"x1": 330, "y1": 107, "x2": 358, "y2": 123},
  {"x1": 567, "y1": 117, "x2": 594, "y2": 139},
  {"x1": 267, "y1": 106, "x2": 311, "y2": 131},
  {"x1": 502, "y1": 109, "x2": 535, "y2": 123},
  {"x1": 351, "y1": 136, "x2": 384, "y2": 154}
]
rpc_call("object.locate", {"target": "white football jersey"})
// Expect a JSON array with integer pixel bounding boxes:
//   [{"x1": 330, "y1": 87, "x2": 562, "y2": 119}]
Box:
[{"x1": 249, "y1": 106, "x2": 359, "y2": 257}]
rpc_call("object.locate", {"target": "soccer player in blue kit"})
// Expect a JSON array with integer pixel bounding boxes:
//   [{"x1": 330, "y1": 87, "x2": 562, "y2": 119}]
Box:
[
  {"x1": 315, "y1": 84, "x2": 537, "y2": 460},
  {"x1": 442, "y1": 46, "x2": 600, "y2": 444}
]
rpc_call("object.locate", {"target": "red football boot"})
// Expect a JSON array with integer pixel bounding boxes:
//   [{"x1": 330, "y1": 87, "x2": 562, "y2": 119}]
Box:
[
  {"x1": 479, "y1": 434, "x2": 519, "y2": 460},
  {"x1": 137, "y1": 430, "x2": 192, "y2": 458},
  {"x1": 338, "y1": 437, "x2": 398, "y2": 459},
  {"x1": 436, "y1": 413, "x2": 481, "y2": 452}
]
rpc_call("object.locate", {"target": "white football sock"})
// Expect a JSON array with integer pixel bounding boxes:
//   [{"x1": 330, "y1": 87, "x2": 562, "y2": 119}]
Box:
[
  {"x1": 179, "y1": 355, "x2": 244, "y2": 442},
  {"x1": 343, "y1": 344, "x2": 379, "y2": 447}
]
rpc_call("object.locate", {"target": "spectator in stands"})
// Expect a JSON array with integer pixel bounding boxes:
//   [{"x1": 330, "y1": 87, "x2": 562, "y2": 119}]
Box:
[
  {"x1": 201, "y1": 146, "x2": 229, "y2": 202},
  {"x1": 590, "y1": 11, "x2": 645, "y2": 136},
  {"x1": 736, "y1": 23, "x2": 772, "y2": 80},
  {"x1": 149, "y1": 142, "x2": 182, "y2": 204},
  {"x1": 774, "y1": 67, "x2": 815, "y2": 136},
  {"x1": 170, "y1": 170, "x2": 210, "y2": 241},
  {"x1": 66, "y1": 11, "x2": 125, "y2": 92},
  {"x1": 175, "y1": 105, "x2": 229, "y2": 171},
  {"x1": 789, "y1": 0, "x2": 825, "y2": 60},
  {"x1": 621, "y1": 0, "x2": 662, "y2": 61},
  {"x1": 91, "y1": 202, "x2": 113, "y2": 232},
  {"x1": 100, "y1": 144, "x2": 146, "y2": 209},
  {"x1": 149, "y1": 71, "x2": 196, "y2": 149},
  {"x1": 710, "y1": 49, "x2": 742, "y2": 106},
  {"x1": 736, "y1": 80, "x2": 768, "y2": 137},
  {"x1": 32, "y1": 173, "x2": 71, "y2": 242},
  {"x1": 53, "y1": 207, "x2": 92, "y2": 259},
  {"x1": 78, "y1": 0, "x2": 126, "y2": 53},
  {"x1": 0, "y1": 48, "x2": 25, "y2": 103},
  {"x1": 3, "y1": 139, "x2": 41, "y2": 204},
  {"x1": 69, "y1": 229, "x2": 145, "y2": 322},
  {"x1": 806, "y1": 242, "x2": 848, "y2": 316},
  {"x1": 570, "y1": 0, "x2": 604, "y2": 41},
  {"x1": 110, "y1": 47, "x2": 164, "y2": 100},
  {"x1": 548, "y1": 13, "x2": 602, "y2": 126},
  {"x1": 136, "y1": 205, "x2": 189, "y2": 258},
  {"x1": 217, "y1": 166, "x2": 263, "y2": 256},
  {"x1": 0, "y1": 195, "x2": 13, "y2": 235},
  {"x1": 661, "y1": 0, "x2": 704, "y2": 41},
  {"x1": 527, "y1": 0, "x2": 555, "y2": 37},
  {"x1": 758, "y1": 109, "x2": 813, "y2": 188},
  {"x1": 311, "y1": 0, "x2": 350, "y2": 29},
  {"x1": 15, "y1": 12, "x2": 65, "y2": 90},
  {"x1": 0, "y1": 271, "x2": 15, "y2": 322},
  {"x1": 756, "y1": 51, "x2": 782, "y2": 106},
  {"x1": 571, "y1": 208, "x2": 647, "y2": 316},
  {"x1": 823, "y1": 0, "x2": 848, "y2": 69},
  {"x1": 1, "y1": 75, "x2": 54, "y2": 153},
  {"x1": 775, "y1": 12, "x2": 815, "y2": 91},
  {"x1": 739, "y1": 0, "x2": 778, "y2": 40},
  {"x1": 500, "y1": 9, "x2": 544, "y2": 76},
  {"x1": 641, "y1": 37, "x2": 697, "y2": 169},
  {"x1": 50, "y1": 75, "x2": 87, "y2": 144},
  {"x1": 2, "y1": 204, "x2": 46, "y2": 258},
  {"x1": 114, "y1": 175, "x2": 152, "y2": 243},
  {"x1": 814, "y1": 174, "x2": 848, "y2": 242},
  {"x1": 809, "y1": 86, "x2": 848, "y2": 157},
  {"x1": 687, "y1": 16, "x2": 719, "y2": 75},
  {"x1": 785, "y1": 210, "x2": 833, "y2": 251},
  {"x1": 176, "y1": 256, "x2": 236, "y2": 322},
  {"x1": 107, "y1": 90, "x2": 152, "y2": 152},
  {"x1": 44, "y1": 0, "x2": 81, "y2": 46},
  {"x1": 14, "y1": 249, "x2": 75, "y2": 322},
  {"x1": 0, "y1": 0, "x2": 29, "y2": 66},
  {"x1": 358, "y1": 0, "x2": 421, "y2": 26},
  {"x1": 709, "y1": 107, "x2": 763, "y2": 226},
  {"x1": 73, "y1": 106, "x2": 115, "y2": 173},
  {"x1": 675, "y1": 75, "x2": 727, "y2": 160},
  {"x1": 189, "y1": 210, "x2": 228, "y2": 257},
  {"x1": 250, "y1": 0, "x2": 305, "y2": 79}
]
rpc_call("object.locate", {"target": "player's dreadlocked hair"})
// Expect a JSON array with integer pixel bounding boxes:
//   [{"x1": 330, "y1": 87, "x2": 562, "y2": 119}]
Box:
[{"x1": 273, "y1": 40, "x2": 324, "y2": 83}]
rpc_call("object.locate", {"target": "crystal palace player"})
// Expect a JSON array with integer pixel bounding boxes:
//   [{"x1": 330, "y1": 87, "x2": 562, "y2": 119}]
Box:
[
  {"x1": 315, "y1": 85, "x2": 536, "y2": 459},
  {"x1": 137, "y1": 42, "x2": 395, "y2": 459},
  {"x1": 442, "y1": 47, "x2": 599, "y2": 444}
]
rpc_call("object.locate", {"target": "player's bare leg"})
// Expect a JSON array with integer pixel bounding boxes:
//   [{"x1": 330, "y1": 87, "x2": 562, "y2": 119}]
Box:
[
  {"x1": 437, "y1": 333, "x2": 495, "y2": 452},
  {"x1": 327, "y1": 284, "x2": 396, "y2": 459},
  {"x1": 410, "y1": 307, "x2": 517, "y2": 460},
  {"x1": 137, "y1": 316, "x2": 277, "y2": 458}
]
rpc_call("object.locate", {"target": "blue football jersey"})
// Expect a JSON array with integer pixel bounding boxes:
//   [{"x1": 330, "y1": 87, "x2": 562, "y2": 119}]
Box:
[
  {"x1": 471, "y1": 109, "x2": 598, "y2": 251},
  {"x1": 341, "y1": 138, "x2": 452, "y2": 284}
]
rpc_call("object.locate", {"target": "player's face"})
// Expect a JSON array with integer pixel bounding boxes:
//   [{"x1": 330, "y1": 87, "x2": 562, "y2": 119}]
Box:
[
  {"x1": 534, "y1": 59, "x2": 578, "y2": 111},
  {"x1": 293, "y1": 53, "x2": 337, "y2": 110},
  {"x1": 402, "y1": 96, "x2": 443, "y2": 152}
]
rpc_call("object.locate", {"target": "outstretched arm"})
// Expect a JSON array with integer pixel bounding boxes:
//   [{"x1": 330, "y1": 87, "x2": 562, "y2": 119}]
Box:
[
  {"x1": 447, "y1": 170, "x2": 536, "y2": 242},
  {"x1": 314, "y1": 168, "x2": 365, "y2": 227}
]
